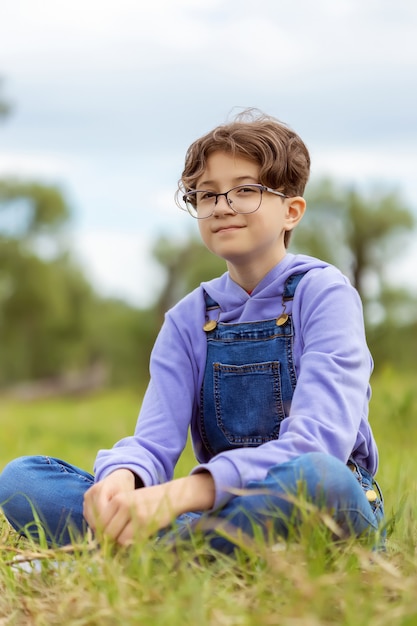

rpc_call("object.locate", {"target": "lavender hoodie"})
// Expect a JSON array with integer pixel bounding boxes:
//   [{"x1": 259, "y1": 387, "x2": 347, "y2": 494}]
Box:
[{"x1": 94, "y1": 253, "x2": 379, "y2": 509}]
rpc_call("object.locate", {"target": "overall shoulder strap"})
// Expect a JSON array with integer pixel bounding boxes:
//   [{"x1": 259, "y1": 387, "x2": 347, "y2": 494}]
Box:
[
  {"x1": 203, "y1": 291, "x2": 219, "y2": 310},
  {"x1": 283, "y1": 272, "x2": 308, "y2": 301}
]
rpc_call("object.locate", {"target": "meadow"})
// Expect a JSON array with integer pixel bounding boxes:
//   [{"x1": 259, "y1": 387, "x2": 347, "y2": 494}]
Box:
[{"x1": 0, "y1": 368, "x2": 416, "y2": 625}]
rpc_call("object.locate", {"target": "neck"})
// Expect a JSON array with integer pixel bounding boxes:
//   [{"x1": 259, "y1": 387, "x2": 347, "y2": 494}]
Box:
[{"x1": 227, "y1": 252, "x2": 287, "y2": 293}]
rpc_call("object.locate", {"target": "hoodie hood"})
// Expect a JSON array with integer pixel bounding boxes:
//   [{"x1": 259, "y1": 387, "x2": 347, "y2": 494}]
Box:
[{"x1": 201, "y1": 253, "x2": 330, "y2": 323}]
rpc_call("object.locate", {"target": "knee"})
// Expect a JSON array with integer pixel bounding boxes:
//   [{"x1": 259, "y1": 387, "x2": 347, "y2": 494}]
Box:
[
  {"x1": 0, "y1": 456, "x2": 45, "y2": 504},
  {"x1": 294, "y1": 453, "x2": 360, "y2": 509},
  {"x1": 268, "y1": 451, "x2": 343, "y2": 479},
  {"x1": 292, "y1": 452, "x2": 347, "y2": 479},
  {"x1": 266, "y1": 452, "x2": 355, "y2": 503}
]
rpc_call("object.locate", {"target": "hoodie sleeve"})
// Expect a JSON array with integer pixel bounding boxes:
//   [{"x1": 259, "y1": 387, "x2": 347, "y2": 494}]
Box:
[
  {"x1": 94, "y1": 289, "x2": 207, "y2": 485},
  {"x1": 191, "y1": 267, "x2": 377, "y2": 509}
]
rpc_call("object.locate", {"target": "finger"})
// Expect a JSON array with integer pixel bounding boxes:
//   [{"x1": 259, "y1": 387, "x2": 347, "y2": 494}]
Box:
[
  {"x1": 83, "y1": 487, "x2": 110, "y2": 531},
  {"x1": 115, "y1": 513, "x2": 154, "y2": 546},
  {"x1": 83, "y1": 482, "x2": 115, "y2": 529},
  {"x1": 83, "y1": 489, "x2": 98, "y2": 529},
  {"x1": 101, "y1": 498, "x2": 133, "y2": 542},
  {"x1": 115, "y1": 520, "x2": 137, "y2": 546}
]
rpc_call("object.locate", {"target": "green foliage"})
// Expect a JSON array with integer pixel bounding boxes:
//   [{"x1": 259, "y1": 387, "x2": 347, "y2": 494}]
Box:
[
  {"x1": 86, "y1": 299, "x2": 157, "y2": 386},
  {"x1": 368, "y1": 322, "x2": 417, "y2": 371},
  {"x1": 0, "y1": 248, "x2": 95, "y2": 383},
  {"x1": 152, "y1": 235, "x2": 226, "y2": 321},
  {"x1": 294, "y1": 178, "x2": 416, "y2": 320},
  {"x1": 0, "y1": 179, "x2": 70, "y2": 236},
  {"x1": 0, "y1": 177, "x2": 93, "y2": 384},
  {"x1": 0, "y1": 249, "x2": 153, "y2": 386},
  {"x1": 0, "y1": 174, "x2": 154, "y2": 387}
]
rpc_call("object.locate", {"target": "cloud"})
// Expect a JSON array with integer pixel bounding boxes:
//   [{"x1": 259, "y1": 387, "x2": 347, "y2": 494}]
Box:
[
  {"x1": 0, "y1": 150, "x2": 71, "y2": 179},
  {"x1": 311, "y1": 146, "x2": 417, "y2": 204},
  {"x1": 72, "y1": 229, "x2": 166, "y2": 307}
]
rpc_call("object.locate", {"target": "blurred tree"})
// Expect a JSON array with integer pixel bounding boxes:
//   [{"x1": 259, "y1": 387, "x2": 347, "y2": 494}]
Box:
[
  {"x1": 86, "y1": 298, "x2": 158, "y2": 386},
  {"x1": 0, "y1": 188, "x2": 151, "y2": 387},
  {"x1": 152, "y1": 235, "x2": 226, "y2": 320},
  {"x1": 0, "y1": 179, "x2": 70, "y2": 238},
  {"x1": 0, "y1": 179, "x2": 98, "y2": 384},
  {"x1": 0, "y1": 80, "x2": 153, "y2": 388},
  {"x1": 292, "y1": 179, "x2": 416, "y2": 324},
  {"x1": 0, "y1": 245, "x2": 95, "y2": 383}
]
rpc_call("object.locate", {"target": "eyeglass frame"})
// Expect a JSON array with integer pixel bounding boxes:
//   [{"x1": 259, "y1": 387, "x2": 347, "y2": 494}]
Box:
[{"x1": 180, "y1": 184, "x2": 288, "y2": 219}]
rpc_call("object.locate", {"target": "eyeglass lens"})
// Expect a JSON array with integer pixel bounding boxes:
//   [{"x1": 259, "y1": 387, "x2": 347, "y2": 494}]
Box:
[{"x1": 185, "y1": 185, "x2": 263, "y2": 218}]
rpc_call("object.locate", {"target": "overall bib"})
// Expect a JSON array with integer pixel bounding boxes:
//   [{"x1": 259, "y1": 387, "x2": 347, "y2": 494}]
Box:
[{"x1": 199, "y1": 273, "x2": 305, "y2": 457}]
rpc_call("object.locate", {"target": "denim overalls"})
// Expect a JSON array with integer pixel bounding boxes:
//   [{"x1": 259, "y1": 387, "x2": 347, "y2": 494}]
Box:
[
  {"x1": 199, "y1": 273, "x2": 305, "y2": 457},
  {"x1": 190, "y1": 272, "x2": 385, "y2": 553}
]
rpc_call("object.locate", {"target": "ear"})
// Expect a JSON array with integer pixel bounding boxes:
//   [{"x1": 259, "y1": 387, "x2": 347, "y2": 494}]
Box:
[{"x1": 284, "y1": 196, "x2": 306, "y2": 232}]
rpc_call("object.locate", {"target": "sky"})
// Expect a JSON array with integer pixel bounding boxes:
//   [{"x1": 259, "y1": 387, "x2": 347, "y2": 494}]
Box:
[{"x1": 1, "y1": 0, "x2": 416, "y2": 306}]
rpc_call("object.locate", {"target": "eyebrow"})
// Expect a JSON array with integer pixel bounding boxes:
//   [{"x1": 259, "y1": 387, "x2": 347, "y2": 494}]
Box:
[{"x1": 196, "y1": 175, "x2": 259, "y2": 188}]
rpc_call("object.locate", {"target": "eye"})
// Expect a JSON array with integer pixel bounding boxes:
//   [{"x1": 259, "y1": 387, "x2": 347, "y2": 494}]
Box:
[
  {"x1": 199, "y1": 191, "x2": 216, "y2": 202},
  {"x1": 236, "y1": 185, "x2": 258, "y2": 195}
]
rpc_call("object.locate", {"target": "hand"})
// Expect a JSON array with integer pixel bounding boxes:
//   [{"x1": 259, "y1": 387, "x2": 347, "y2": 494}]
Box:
[
  {"x1": 84, "y1": 472, "x2": 216, "y2": 546},
  {"x1": 83, "y1": 468, "x2": 136, "y2": 533},
  {"x1": 89, "y1": 482, "x2": 178, "y2": 546}
]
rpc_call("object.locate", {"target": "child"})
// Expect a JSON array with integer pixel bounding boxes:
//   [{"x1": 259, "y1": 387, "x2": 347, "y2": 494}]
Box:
[{"x1": 0, "y1": 110, "x2": 384, "y2": 553}]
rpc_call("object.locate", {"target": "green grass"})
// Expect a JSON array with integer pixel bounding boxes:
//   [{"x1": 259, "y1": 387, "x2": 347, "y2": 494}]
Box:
[{"x1": 0, "y1": 370, "x2": 417, "y2": 625}]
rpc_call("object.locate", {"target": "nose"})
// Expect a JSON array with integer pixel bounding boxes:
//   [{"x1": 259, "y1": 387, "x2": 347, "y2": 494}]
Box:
[{"x1": 213, "y1": 192, "x2": 234, "y2": 215}]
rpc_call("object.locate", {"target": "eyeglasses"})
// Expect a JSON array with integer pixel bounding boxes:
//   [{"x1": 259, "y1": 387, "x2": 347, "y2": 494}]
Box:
[{"x1": 180, "y1": 184, "x2": 288, "y2": 219}]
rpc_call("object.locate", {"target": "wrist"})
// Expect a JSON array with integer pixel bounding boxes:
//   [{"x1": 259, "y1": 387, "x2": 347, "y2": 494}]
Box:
[
  {"x1": 109, "y1": 468, "x2": 137, "y2": 489},
  {"x1": 171, "y1": 472, "x2": 215, "y2": 514}
]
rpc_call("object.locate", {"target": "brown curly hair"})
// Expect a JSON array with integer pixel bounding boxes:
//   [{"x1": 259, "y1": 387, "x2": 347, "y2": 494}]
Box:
[{"x1": 177, "y1": 109, "x2": 310, "y2": 247}]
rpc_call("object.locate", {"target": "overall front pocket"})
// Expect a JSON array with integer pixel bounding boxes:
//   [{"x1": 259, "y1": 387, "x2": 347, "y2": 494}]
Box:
[{"x1": 212, "y1": 361, "x2": 285, "y2": 445}]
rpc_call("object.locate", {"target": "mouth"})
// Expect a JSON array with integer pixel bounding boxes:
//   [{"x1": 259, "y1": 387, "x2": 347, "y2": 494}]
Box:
[{"x1": 213, "y1": 225, "x2": 245, "y2": 234}]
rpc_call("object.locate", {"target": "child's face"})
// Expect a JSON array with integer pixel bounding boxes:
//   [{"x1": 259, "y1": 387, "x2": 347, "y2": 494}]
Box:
[{"x1": 196, "y1": 151, "x2": 302, "y2": 285}]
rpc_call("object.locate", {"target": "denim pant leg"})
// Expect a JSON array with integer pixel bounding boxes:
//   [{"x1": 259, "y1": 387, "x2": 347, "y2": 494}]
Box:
[
  {"x1": 178, "y1": 452, "x2": 384, "y2": 555},
  {"x1": 0, "y1": 456, "x2": 93, "y2": 545}
]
